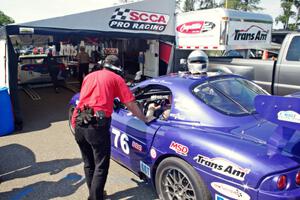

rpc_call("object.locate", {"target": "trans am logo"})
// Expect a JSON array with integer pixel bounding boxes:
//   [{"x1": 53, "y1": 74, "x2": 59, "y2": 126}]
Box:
[
  {"x1": 193, "y1": 155, "x2": 251, "y2": 181},
  {"x1": 176, "y1": 21, "x2": 215, "y2": 34},
  {"x1": 233, "y1": 25, "x2": 269, "y2": 41},
  {"x1": 109, "y1": 8, "x2": 170, "y2": 32}
]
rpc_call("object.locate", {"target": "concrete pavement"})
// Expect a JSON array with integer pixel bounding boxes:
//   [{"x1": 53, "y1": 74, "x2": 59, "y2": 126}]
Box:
[{"x1": 0, "y1": 87, "x2": 158, "y2": 200}]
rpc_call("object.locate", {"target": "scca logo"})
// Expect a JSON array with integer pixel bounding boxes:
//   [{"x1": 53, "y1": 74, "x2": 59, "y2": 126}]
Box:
[
  {"x1": 129, "y1": 11, "x2": 167, "y2": 24},
  {"x1": 169, "y1": 141, "x2": 189, "y2": 156},
  {"x1": 109, "y1": 8, "x2": 170, "y2": 32}
]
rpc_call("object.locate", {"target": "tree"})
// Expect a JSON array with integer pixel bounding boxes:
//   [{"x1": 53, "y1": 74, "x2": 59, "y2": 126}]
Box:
[
  {"x1": 176, "y1": 0, "x2": 182, "y2": 11},
  {"x1": 183, "y1": 0, "x2": 196, "y2": 12},
  {"x1": 275, "y1": 0, "x2": 295, "y2": 29},
  {"x1": 198, "y1": 0, "x2": 218, "y2": 10},
  {"x1": 294, "y1": 0, "x2": 300, "y2": 28},
  {"x1": 0, "y1": 11, "x2": 14, "y2": 26},
  {"x1": 219, "y1": 0, "x2": 262, "y2": 11}
]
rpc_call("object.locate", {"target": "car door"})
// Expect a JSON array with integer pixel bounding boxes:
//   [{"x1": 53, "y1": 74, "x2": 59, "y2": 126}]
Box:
[{"x1": 110, "y1": 104, "x2": 160, "y2": 174}]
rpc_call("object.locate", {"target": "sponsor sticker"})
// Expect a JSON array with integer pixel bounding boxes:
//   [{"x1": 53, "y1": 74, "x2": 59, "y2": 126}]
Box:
[
  {"x1": 150, "y1": 79, "x2": 172, "y2": 85},
  {"x1": 19, "y1": 27, "x2": 34, "y2": 34},
  {"x1": 211, "y1": 182, "x2": 250, "y2": 200},
  {"x1": 215, "y1": 194, "x2": 229, "y2": 200},
  {"x1": 232, "y1": 25, "x2": 269, "y2": 41},
  {"x1": 169, "y1": 141, "x2": 189, "y2": 156},
  {"x1": 176, "y1": 21, "x2": 215, "y2": 34},
  {"x1": 193, "y1": 155, "x2": 250, "y2": 181},
  {"x1": 150, "y1": 148, "x2": 157, "y2": 159},
  {"x1": 169, "y1": 113, "x2": 186, "y2": 120},
  {"x1": 278, "y1": 110, "x2": 300, "y2": 124},
  {"x1": 132, "y1": 141, "x2": 142, "y2": 152},
  {"x1": 104, "y1": 48, "x2": 118, "y2": 55},
  {"x1": 140, "y1": 161, "x2": 151, "y2": 178},
  {"x1": 109, "y1": 8, "x2": 169, "y2": 32}
]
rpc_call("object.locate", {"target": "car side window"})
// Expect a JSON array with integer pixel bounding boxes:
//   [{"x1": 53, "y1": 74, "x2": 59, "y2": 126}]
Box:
[
  {"x1": 286, "y1": 36, "x2": 300, "y2": 61},
  {"x1": 133, "y1": 85, "x2": 172, "y2": 121},
  {"x1": 193, "y1": 78, "x2": 268, "y2": 116},
  {"x1": 194, "y1": 83, "x2": 245, "y2": 115}
]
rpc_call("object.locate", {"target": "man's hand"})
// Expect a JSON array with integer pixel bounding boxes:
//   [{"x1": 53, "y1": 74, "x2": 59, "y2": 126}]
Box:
[{"x1": 125, "y1": 101, "x2": 147, "y2": 123}]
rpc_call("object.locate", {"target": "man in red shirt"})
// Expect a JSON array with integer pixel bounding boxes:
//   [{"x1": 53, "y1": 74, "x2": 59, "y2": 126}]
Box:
[{"x1": 71, "y1": 55, "x2": 147, "y2": 200}]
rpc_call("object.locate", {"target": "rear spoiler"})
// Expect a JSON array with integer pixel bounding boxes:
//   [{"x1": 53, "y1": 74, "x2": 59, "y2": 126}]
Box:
[{"x1": 255, "y1": 95, "x2": 300, "y2": 155}]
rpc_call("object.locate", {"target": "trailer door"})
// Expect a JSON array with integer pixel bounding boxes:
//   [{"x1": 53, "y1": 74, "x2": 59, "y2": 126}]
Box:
[{"x1": 143, "y1": 40, "x2": 159, "y2": 77}]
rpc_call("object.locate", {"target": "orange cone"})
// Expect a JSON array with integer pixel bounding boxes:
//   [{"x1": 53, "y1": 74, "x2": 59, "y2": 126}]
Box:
[{"x1": 262, "y1": 50, "x2": 269, "y2": 60}]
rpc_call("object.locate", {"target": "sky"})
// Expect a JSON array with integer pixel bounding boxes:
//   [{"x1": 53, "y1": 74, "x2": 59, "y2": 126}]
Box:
[{"x1": 0, "y1": 0, "x2": 283, "y2": 28}]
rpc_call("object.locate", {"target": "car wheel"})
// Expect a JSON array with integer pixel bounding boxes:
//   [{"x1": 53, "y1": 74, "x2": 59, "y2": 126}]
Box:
[
  {"x1": 68, "y1": 105, "x2": 75, "y2": 135},
  {"x1": 155, "y1": 157, "x2": 211, "y2": 200}
]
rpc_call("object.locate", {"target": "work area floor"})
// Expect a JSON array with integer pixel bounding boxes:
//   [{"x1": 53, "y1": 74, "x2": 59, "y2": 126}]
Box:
[{"x1": 0, "y1": 86, "x2": 157, "y2": 200}]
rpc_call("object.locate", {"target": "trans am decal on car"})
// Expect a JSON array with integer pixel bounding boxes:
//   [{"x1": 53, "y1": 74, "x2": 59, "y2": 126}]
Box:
[{"x1": 193, "y1": 155, "x2": 251, "y2": 181}]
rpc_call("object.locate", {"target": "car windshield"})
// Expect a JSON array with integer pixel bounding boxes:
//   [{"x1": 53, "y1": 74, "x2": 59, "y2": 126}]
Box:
[{"x1": 193, "y1": 77, "x2": 268, "y2": 116}]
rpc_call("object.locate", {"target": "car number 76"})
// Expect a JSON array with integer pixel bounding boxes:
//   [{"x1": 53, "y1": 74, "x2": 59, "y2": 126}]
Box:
[{"x1": 111, "y1": 127, "x2": 130, "y2": 155}]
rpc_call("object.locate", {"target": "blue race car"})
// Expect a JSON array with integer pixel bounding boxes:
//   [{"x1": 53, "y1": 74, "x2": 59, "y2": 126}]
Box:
[{"x1": 69, "y1": 72, "x2": 300, "y2": 200}]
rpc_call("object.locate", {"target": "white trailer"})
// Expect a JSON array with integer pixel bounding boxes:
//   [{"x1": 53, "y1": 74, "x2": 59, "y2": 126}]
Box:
[{"x1": 176, "y1": 8, "x2": 273, "y2": 51}]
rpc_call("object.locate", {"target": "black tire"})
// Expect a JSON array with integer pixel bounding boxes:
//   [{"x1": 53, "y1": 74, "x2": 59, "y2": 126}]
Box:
[
  {"x1": 155, "y1": 157, "x2": 211, "y2": 200},
  {"x1": 68, "y1": 105, "x2": 75, "y2": 136}
]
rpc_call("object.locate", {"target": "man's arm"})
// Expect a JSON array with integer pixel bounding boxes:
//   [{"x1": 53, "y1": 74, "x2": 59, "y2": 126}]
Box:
[{"x1": 124, "y1": 101, "x2": 147, "y2": 122}]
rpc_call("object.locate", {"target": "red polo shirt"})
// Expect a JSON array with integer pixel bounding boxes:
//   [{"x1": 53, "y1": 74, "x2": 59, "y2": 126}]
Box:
[{"x1": 71, "y1": 68, "x2": 135, "y2": 127}]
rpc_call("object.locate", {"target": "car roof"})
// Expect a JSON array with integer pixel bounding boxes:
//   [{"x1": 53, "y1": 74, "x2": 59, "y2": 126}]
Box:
[
  {"x1": 140, "y1": 72, "x2": 240, "y2": 90},
  {"x1": 135, "y1": 72, "x2": 257, "y2": 127}
]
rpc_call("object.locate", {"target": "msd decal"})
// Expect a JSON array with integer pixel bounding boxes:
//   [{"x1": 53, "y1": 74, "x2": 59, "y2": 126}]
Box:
[
  {"x1": 193, "y1": 155, "x2": 250, "y2": 181},
  {"x1": 169, "y1": 141, "x2": 189, "y2": 156},
  {"x1": 233, "y1": 25, "x2": 269, "y2": 41},
  {"x1": 109, "y1": 8, "x2": 170, "y2": 32},
  {"x1": 176, "y1": 21, "x2": 215, "y2": 34}
]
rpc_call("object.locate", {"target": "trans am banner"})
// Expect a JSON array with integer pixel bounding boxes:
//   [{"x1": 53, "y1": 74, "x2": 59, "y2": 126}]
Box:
[{"x1": 227, "y1": 21, "x2": 272, "y2": 46}]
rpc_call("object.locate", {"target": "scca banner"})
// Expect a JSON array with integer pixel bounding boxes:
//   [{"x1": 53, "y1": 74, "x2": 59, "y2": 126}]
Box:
[{"x1": 109, "y1": 8, "x2": 170, "y2": 32}]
